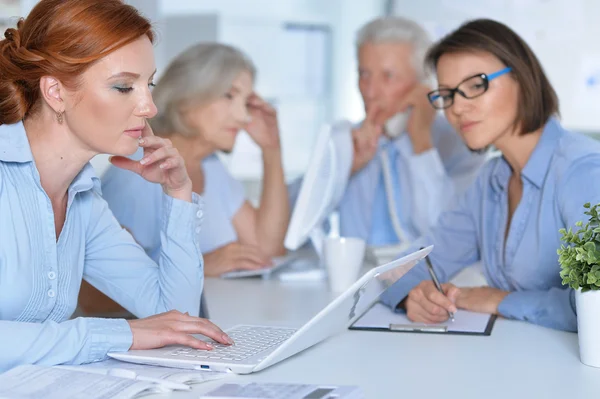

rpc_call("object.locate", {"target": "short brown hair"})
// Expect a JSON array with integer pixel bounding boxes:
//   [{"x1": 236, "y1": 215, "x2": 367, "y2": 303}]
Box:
[
  {"x1": 425, "y1": 19, "x2": 558, "y2": 135},
  {"x1": 0, "y1": 0, "x2": 154, "y2": 125}
]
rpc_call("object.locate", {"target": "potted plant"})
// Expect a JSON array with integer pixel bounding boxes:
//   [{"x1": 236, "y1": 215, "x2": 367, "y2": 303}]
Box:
[{"x1": 558, "y1": 202, "x2": 600, "y2": 367}]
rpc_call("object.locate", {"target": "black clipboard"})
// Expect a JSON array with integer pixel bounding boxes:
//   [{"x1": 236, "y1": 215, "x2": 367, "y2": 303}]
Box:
[{"x1": 349, "y1": 302, "x2": 497, "y2": 336}]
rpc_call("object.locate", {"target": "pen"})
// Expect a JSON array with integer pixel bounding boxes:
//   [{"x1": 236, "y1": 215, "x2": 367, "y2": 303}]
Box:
[{"x1": 421, "y1": 248, "x2": 455, "y2": 322}]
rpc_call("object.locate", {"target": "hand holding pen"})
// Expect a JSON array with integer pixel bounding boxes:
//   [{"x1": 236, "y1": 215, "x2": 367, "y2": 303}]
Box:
[
  {"x1": 423, "y1": 254, "x2": 455, "y2": 322},
  {"x1": 403, "y1": 251, "x2": 460, "y2": 324}
]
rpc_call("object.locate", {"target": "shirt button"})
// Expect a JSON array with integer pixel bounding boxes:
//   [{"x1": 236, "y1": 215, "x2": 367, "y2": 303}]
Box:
[
  {"x1": 48, "y1": 271, "x2": 56, "y2": 280},
  {"x1": 48, "y1": 289, "x2": 56, "y2": 298},
  {"x1": 196, "y1": 210, "x2": 203, "y2": 218},
  {"x1": 195, "y1": 227, "x2": 201, "y2": 234}
]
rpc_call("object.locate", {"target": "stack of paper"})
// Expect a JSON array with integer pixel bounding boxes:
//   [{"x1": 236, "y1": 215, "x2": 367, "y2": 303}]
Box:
[{"x1": 0, "y1": 360, "x2": 228, "y2": 399}]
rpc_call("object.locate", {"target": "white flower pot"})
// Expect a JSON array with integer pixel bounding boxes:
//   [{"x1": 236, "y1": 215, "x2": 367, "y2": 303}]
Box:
[{"x1": 576, "y1": 289, "x2": 600, "y2": 367}]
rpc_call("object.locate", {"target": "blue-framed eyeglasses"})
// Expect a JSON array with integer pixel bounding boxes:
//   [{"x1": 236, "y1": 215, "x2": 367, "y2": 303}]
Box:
[{"x1": 427, "y1": 67, "x2": 512, "y2": 109}]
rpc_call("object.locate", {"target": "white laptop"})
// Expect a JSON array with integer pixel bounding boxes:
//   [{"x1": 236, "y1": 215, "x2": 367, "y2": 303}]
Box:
[{"x1": 109, "y1": 246, "x2": 431, "y2": 374}]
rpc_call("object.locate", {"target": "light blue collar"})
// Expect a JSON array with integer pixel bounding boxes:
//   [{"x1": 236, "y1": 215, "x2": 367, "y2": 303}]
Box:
[
  {"x1": 0, "y1": 121, "x2": 100, "y2": 194},
  {"x1": 491, "y1": 117, "x2": 563, "y2": 192},
  {"x1": 521, "y1": 118, "x2": 563, "y2": 189},
  {"x1": 0, "y1": 122, "x2": 34, "y2": 163}
]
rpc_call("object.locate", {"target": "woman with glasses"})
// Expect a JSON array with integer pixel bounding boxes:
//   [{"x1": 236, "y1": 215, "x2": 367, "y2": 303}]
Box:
[{"x1": 380, "y1": 18, "x2": 600, "y2": 332}]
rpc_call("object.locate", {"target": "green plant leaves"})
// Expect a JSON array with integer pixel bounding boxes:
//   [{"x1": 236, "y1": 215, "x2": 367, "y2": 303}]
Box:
[{"x1": 558, "y1": 202, "x2": 600, "y2": 291}]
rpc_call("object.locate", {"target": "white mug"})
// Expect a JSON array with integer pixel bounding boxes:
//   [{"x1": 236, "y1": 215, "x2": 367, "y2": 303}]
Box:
[{"x1": 323, "y1": 237, "x2": 366, "y2": 292}]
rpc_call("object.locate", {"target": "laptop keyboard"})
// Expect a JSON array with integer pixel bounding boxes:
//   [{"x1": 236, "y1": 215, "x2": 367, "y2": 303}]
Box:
[{"x1": 169, "y1": 325, "x2": 297, "y2": 362}]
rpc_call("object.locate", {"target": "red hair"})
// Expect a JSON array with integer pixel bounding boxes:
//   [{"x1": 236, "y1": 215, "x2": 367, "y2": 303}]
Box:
[{"x1": 0, "y1": 0, "x2": 154, "y2": 125}]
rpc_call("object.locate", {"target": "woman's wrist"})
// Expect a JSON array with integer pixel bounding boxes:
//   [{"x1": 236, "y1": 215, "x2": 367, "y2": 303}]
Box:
[{"x1": 163, "y1": 179, "x2": 193, "y2": 202}]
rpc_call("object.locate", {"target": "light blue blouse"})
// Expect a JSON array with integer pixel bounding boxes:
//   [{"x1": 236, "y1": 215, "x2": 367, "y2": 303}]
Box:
[
  {"x1": 102, "y1": 152, "x2": 246, "y2": 256},
  {"x1": 0, "y1": 122, "x2": 204, "y2": 372},
  {"x1": 380, "y1": 118, "x2": 600, "y2": 332}
]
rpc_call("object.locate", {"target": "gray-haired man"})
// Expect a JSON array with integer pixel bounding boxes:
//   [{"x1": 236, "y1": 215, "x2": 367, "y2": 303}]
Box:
[{"x1": 339, "y1": 16, "x2": 486, "y2": 246}]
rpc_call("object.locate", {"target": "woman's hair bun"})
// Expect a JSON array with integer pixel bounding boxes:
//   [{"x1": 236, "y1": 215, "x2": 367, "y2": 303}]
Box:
[
  {"x1": 0, "y1": 0, "x2": 154, "y2": 127},
  {"x1": 0, "y1": 20, "x2": 32, "y2": 125}
]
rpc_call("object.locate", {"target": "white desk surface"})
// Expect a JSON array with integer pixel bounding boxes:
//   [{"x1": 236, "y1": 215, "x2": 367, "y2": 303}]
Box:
[{"x1": 150, "y1": 267, "x2": 600, "y2": 399}]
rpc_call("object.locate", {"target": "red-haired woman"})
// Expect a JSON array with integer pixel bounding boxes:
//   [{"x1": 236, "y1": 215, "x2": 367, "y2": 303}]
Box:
[{"x1": 0, "y1": 0, "x2": 231, "y2": 371}]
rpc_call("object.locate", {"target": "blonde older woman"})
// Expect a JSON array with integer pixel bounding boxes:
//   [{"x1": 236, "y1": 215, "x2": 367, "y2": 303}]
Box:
[{"x1": 101, "y1": 43, "x2": 290, "y2": 278}]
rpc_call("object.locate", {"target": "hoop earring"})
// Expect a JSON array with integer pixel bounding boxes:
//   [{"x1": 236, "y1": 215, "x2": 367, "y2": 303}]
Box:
[{"x1": 56, "y1": 110, "x2": 64, "y2": 124}]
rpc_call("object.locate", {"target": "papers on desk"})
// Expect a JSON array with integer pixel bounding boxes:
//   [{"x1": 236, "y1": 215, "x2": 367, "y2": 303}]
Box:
[
  {"x1": 0, "y1": 365, "x2": 156, "y2": 399},
  {"x1": 350, "y1": 302, "x2": 496, "y2": 336},
  {"x1": 0, "y1": 360, "x2": 227, "y2": 399},
  {"x1": 60, "y1": 358, "x2": 227, "y2": 386}
]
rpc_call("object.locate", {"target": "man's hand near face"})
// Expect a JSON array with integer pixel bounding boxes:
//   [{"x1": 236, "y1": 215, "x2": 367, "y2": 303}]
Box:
[
  {"x1": 351, "y1": 104, "x2": 383, "y2": 174},
  {"x1": 397, "y1": 84, "x2": 436, "y2": 154}
]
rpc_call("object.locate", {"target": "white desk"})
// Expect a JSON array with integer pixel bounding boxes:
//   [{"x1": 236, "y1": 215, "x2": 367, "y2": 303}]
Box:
[{"x1": 155, "y1": 269, "x2": 600, "y2": 399}]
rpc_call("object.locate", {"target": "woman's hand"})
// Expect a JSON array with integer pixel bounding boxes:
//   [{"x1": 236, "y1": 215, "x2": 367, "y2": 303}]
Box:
[
  {"x1": 244, "y1": 94, "x2": 281, "y2": 151},
  {"x1": 127, "y1": 310, "x2": 234, "y2": 351},
  {"x1": 204, "y1": 242, "x2": 272, "y2": 277},
  {"x1": 404, "y1": 281, "x2": 509, "y2": 323},
  {"x1": 397, "y1": 84, "x2": 436, "y2": 154},
  {"x1": 110, "y1": 123, "x2": 193, "y2": 202},
  {"x1": 351, "y1": 104, "x2": 383, "y2": 174},
  {"x1": 404, "y1": 280, "x2": 460, "y2": 323}
]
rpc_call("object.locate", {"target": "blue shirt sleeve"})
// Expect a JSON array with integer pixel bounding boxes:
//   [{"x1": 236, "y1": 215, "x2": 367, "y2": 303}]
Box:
[
  {"x1": 101, "y1": 166, "x2": 163, "y2": 261},
  {"x1": 0, "y1": 318, "x2": 132, "y2": 371},
  {"x1": 379, "y1": 165, "x2": 485, "y2": 308},
  {"x1": 497, "y1": 155, "x2": 600, "y2": 332},
  {"x1": 83, "y1": 190, "x2": 204, "y2": 319}
]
